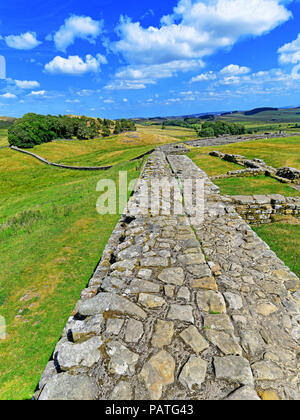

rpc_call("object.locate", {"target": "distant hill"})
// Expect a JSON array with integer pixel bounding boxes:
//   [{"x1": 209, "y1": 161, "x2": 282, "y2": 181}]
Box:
[{"x1": 244, "y1": 107, "x2": 278, "y2": 116}]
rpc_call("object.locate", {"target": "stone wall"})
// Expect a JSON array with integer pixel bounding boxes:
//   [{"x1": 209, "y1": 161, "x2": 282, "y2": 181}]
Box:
[
  {"x1": 35, "y1": 150, "x2": 300, "y2": 401},
  {"x1": 276, "y1": 167, "x2": 300, "y2": 182},
  {"x1": 228, "y1": 195, "x2": 300, "y2": 225},
  {"x1": 10, "y1": 146, "x2": 153, "y2": 171}
]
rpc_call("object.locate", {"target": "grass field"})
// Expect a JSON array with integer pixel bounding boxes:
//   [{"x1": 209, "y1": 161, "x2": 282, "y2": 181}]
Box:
[
  {"x1": 26, "y1": 127, "x2": 183, "y2": 167},
  {"x1": 189, "y1": 136, "x2": 300, "y2": 170},
  {"x1": 137, "y1": 124, "x2": 197, "y2": 141},
  {"x1": 253, "y1": 221, "x2": 300, "y2": 279},
  {"x1": 0, "y1": 129, "x2": 8, "y2": 147},
  {"x1": 187, "y1": 150, "x2": 241, "y2": 176},
  {"x1": 0, "y1": 140, "x2": 144, "y2": 400},
  {"x1": 213, "y1": 175, "x2": 300, "y2": 197}
]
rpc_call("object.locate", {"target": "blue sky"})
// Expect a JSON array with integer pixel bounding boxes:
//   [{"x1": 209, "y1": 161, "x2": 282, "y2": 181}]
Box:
[{"x1": 1, "y1": 0, "x2": 300, "y2": 118}]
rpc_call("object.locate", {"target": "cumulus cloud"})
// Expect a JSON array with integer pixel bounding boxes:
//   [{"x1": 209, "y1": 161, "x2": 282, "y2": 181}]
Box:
[
  {"x1": 44, "y1": 54, "x2": 107, "y2": 75},
  {"x1": 114, "y1": 0, "x2": 291, "y2": 66},
  {"x1": 51, "y1": 15, "x2": 103, "y2": 52},
  {"x1": 191, "y1": 71, "x2": 217, "y2": 82},
  {"x1": 15, "y1": 80, "x2": 40, "y2": 89},
  {"x1": 1, "y1": 93, "x2": 16, "y2": 98},
  {"x1": 5, "y1": 32, "x2": 41, "y2": 50},
  {"x1": 278, "y1": 33, "x2": 300, "y2": 64},
  {"x1": 220, "y1": 64, "x2": 251, "y2": 75}
]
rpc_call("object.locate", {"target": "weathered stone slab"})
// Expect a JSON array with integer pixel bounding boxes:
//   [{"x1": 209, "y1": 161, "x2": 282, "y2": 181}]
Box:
[
  {"x1": 138, "y1": 293, "x2": 166, "y2": 308},
  {"x1": 158, "y1": 267, "x2": 184, "y2": 286},
  {"x1": 57, "y1": 336, "x2": 103, "y2": 371},
  {"x1": 129, "y1": 279, "x2": 160, "y2": 294},
  {"x1": 225, "y1": 386, "x2": 260, "y2": 400},
  {"x1": 180, "y1": 326, "x2": 209, "y2": 354},
  {"x1": 191, "y1": 277, "x2": 218, "y2": 291},
  {"x1": 107, "y1": 341, "x2": 139, "y2": 376},
  {"x1": 167, "y1": 304, "x2": 194, "y2": 323},
  {"x1": 197, "y1": 291, "x2": 226, "y2": 314},
  {"x1": 179, "y1": 356, "x2": 207, "y2": 390},
  {"x1": 139, "y1": 350, "x2": 175, "y2": 399},
  {"x1": 214, "y1": 356, "x2": 254, "y2": 386},
  {"x1": 39, "y1": 374, "x2": 99, "y2": 400},
  {"x1": 152, "y1": 320, "x2": 174, "y2": 348},
  {"x1": 125, "y1": 319, "x2": 144, "y2": 343},
  {"x1": 78, "y1": 293, "x2": 147, "y2": 320}
]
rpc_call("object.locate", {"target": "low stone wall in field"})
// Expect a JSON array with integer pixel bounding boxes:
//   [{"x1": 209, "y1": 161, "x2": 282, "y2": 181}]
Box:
[
  {"x1": 212, "y1": 168, "x2": 267, "y2": 180},
  {"x1": 276, "y1": 167, "x2": 300, "y2": 182},
  {"x1": 229, "y1": 194, "x2": 300, "y2": 224}
]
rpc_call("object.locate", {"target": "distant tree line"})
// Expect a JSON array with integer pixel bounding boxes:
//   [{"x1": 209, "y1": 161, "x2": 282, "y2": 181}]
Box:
[
  {"x1": 197, "y1": 121, "x2": 247, "y2": 137},
  {"x1": 162, "y1": 118, "x2": 248, "y2": 138},
  {"x1": 8, "y1": 113, "x2": 136, "y2": 148}
]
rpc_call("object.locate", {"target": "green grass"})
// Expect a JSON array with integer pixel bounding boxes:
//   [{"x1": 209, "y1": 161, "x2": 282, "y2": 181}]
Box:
[
  {"x1": 191, "y1": 136, "x2": 300, "y2": 170},
  {"x1": 213, "y1": 175, "x2": 300, "y2": 197},
  {"x1": 253, "y1": 222, "x2": 300, "y2": 278},
  {"x1": 187, "y1": 150, "x2": 241, "y2": 176},
  {"x1": 0, "y1": 129, "x2": 8, "y2": 147},
  {"x1": 0, "y1": 145, "x2": 141, "y2": 400}
]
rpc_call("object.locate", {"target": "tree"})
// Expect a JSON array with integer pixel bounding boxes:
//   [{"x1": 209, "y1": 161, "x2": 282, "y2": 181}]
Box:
[{"x1": 102, "y1": 126, "x2": 111, "y2": 137}]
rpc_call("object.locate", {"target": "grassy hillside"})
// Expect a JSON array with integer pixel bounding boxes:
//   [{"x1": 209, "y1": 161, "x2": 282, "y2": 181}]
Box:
[{"x1": 220, "y1": 108, "x2": 300, "y2": 123}]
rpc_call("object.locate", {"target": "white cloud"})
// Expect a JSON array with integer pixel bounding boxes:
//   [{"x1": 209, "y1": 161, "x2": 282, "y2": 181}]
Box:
[
  {"x1": 5, "y1": 32, "x2": 41, "y2": 50},
  {"x1": 29, "y1": 90, "x2": 46, "y2": 96},
  {"x1": 114, "y1": 0, "x2": 291, "y2": 67},
  {"x1": 105, "y1": 80, "x2": 147, "y2": 90},
  {"x1": 66, "y1": 99, "x2": 80, "y2": 103},
  {"x1": 51, "y1": 15, "x2": 103, "y2": 52},
  {"x1": 191, "y1": 71, "x2": 216, "y2": 82},
  {"x1": 1, "y1": 93, "x2": 16, "y2": 99},
  {"x1": 104, "y1": 99, "x2": 114, "y2": 103},
  {"x1": 45, "y1": 54, "x2": 107, "y2": 75},
  {"x1": 15, "y1": 80, "x2": 40, "y2": 89},
  {"x1": 123, "y1": 98, "x2": 128, "y2": 102},
  {"x1": 278, "y1": 33, "x2": 300, "y2": 64},
  {"x1": 220, "y1": 64, "x2": 251, "y2": 75},
  {"x1": 108, "y1": 59, "x2": 204, "y2": 89}
]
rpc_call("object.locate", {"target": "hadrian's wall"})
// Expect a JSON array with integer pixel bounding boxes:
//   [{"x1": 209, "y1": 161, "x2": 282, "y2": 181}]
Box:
[
  {"x1": 228, "y1": 195, "x2": 300, "y2": 225},
  {"x1": 35, "y1": 150, "x2": 300, "y2": 401}
]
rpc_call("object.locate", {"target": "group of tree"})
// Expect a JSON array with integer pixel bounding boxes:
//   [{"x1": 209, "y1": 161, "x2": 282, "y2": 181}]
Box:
[
  {"x1": 114, "y1": 119, "x2": 136, "y2": 134},
  {"x1": 197, "y1": 121, "x2": 247, "y2": 137},
  {"x1": 8, "y1": 113, "x2": 136, "y2": 148}
]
